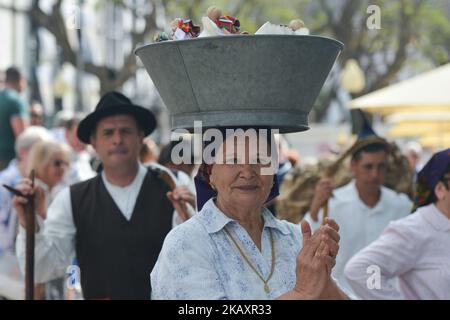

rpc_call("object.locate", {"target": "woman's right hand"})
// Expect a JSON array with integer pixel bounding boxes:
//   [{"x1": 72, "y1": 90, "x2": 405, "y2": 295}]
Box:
[
  {"x1": 292, "y1": 219, "x2": 340, "y2": 299},
  {"x1": 12, "y1": 178, "x2": 46, "y2": 229}
]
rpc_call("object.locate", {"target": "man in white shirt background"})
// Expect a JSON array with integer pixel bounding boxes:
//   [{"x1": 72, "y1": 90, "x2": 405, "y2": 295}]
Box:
[
  {"x1": 303, "y1": 118, "x2": 412, "y2": 294},
  {"x1": 345, "y1": 148, "x2": 450, "y2": 299},
  {"x1": 62, "y1": 112, "x2": 96, "y2": 183}
]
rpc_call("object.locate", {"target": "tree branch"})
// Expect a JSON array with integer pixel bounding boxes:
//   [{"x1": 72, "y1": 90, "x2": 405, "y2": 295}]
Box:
[
  {"x1": 111, "y1": 8, "x2": 158, "y2": 90},
  {"x1": 26, "y1": 0, "x2": 159, "y2": 94},
  {"x1": 318, "y1": 0, "x2": 335, "y2": 29},
  {"x1": 365, "y1": 0, "x2": 424, "y2": 92}
]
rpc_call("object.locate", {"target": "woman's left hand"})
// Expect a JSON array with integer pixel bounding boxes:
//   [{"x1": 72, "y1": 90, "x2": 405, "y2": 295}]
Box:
[
  {"x1": 321, "y1": 217, "x2": 340, "y2": 276},
  {"x1": 291, "y1": 217, "x2": 341, "y2": 299}
]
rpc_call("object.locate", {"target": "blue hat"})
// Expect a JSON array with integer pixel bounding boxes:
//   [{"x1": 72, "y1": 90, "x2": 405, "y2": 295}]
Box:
[
  {"x1": 414, "y1": 148, "x2": 450, "y2": 210},
  {"x1": 358, "y1": 110, "x2": 378, "y2": 139},
  {"x1": 346, "y1": 109, "x2": 389, "y2": 157}
]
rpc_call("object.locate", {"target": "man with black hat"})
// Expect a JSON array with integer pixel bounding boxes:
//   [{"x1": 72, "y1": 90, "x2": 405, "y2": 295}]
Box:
[
  {"x1": 12, "y1": 92, "x2": 195, "y2": 299},
  {"x1": 303, "y1": 115, "x2": 412, "y2": 293}
]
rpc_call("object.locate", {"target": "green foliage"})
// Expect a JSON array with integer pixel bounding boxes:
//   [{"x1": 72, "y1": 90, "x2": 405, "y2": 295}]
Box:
[{"x1": 414, "y1": 1, "x2": 450, "y2": 64}]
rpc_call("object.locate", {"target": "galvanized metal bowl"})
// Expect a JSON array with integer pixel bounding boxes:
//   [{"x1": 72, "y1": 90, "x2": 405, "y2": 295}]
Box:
[{"x1": 135, "y1": 35, "x2": 343, "y2": 133}]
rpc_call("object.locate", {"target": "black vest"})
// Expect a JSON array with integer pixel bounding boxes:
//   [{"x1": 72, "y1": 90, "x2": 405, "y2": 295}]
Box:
[{"x1": 70, "y1": 169, "x2": 173, "y2": 299}]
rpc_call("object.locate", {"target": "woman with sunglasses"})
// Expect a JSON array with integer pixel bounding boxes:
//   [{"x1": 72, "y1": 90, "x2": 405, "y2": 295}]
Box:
[
  {"x1": 25, "y1": 140, "x2": 71, "y2": 210},
  {"x1": 345, "y1": 148, "x2": 450, "y2": 299},
  {"x1": 14, "y1": 139, "x2": 70, "y2": 299}
]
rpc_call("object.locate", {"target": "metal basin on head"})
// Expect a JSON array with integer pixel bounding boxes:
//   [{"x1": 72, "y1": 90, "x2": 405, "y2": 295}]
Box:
[{"x1": 135, "y1": 35, "x2": 343, "y2": 133}]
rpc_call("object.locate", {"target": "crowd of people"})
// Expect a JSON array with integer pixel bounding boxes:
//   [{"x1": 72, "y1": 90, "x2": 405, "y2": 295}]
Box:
[
  {"x1": 0, "y1": 70, "x2": 197, "y2": 299},
  {"x1": 0, "y1": 66, "x2": 448, "y2": 300}
]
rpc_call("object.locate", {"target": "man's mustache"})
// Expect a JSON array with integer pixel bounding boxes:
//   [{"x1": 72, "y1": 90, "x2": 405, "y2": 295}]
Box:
[{"x1": 108, "y1": 147, "x2": 128, "y2": 155}]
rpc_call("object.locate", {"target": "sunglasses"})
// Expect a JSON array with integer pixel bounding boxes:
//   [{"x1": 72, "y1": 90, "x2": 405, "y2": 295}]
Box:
[{"x1": 51, "y1": 159, "x2": 69, "y2": 168}]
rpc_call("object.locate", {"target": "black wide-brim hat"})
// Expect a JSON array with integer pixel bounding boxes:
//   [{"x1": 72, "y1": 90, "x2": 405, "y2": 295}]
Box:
[{"x1": 77, "y1": 91, "x2": 156, "y2": 144}]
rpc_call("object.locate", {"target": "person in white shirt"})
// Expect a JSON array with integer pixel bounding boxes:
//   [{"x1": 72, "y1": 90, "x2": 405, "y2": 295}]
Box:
[
  {"x1": 140, "y1": 137, "x2": 197, "y2": 227},
  {"x1": 344, "y1": 148, "x2": 450, "y2": 299},
  {"x1": 303, "y1": 124, "x2": 412, "y2": 293},
  {"x1": 12, "y1": 92, "x2": 195, "y2": 299},
  {"x1": 22, "y1": 139, "x2": 72, "y2": 299},
  {"x1": 0, "y1": 126, "x2": 52, "y2": 254},
  {"x1": 63, "y1": 113, "x2": 96, "y2": 183},
  {"x1": 0, "y1": 126, "x2": 52, "y2": 300}
]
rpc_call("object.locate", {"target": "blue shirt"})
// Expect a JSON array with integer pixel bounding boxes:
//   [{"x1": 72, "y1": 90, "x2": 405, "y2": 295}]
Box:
[
  {"x1": 151, "y1": 198, "x2": 303, "y2": 300},
  {"x1": 0, "y1": 160, "x2": 22, "y2": 253}
]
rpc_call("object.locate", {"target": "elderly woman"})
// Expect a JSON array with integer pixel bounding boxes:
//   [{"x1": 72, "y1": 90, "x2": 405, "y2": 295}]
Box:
[
  {"x1": 14, "y1": 139, "x2": 70, "y2": 299},
  {"x1": 151, "y1": 129, "x2": 347, "y2": 300},
  {"x1": 344, "y1": 148, "x2": 450, "y2": 299},
  {"x1": 25, "y1": 140, "x2": 70, "y2": 207}
]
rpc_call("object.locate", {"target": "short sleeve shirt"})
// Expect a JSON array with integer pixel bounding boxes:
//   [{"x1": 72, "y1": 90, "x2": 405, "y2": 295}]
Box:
[{"x1": 0, "y1": 89, "x2": 28, "y2": 161}]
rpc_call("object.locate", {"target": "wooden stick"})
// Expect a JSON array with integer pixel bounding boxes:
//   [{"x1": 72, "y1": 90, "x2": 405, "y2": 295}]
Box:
[
  {"x1": 321, "y1": 168, "x2": 332, "y2": 225},
  {"x1": 25, "y1": 170, "x2": 35, "y2": 300},
  {"x1": 157, "y1": 170, "x2": 191, "y2": 222},
  {"x1": 320, "y1": 153, "x2": 350, "y2": 225}
]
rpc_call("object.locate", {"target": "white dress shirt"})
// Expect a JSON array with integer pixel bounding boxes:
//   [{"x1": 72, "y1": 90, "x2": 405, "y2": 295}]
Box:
[
  {"x1": 344, "y1": 203, "x2": 450, "y2": 299},
  {"x1": 303, "y1": 180, "x2": 412, "y2": 293},
  {"x1": 0, "y1": 160, "x2": 22, "y2": 253},
  {"x1": 68, "y1": 150, "x2": 96, "y2": 184},
  {"x1": 15, "y1": 164, "x2": 160, "y2": 283}
]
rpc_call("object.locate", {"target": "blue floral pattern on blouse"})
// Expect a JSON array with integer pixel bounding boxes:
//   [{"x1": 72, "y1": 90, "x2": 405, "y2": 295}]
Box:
[{"x1": 151, "y1": 198, "x2": 303, "y2": 300}]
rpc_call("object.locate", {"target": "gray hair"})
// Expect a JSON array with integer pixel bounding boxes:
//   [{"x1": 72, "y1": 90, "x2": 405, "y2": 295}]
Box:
[
  {"x1": 64, "y1": 112, "x2": 87, "y2": 130},
  {"x1": 15, "y1": 126, "x2": 53, "y2": 155},
  {"x1": 26, "y1": 140, "x2": 70, "y2": 176}
]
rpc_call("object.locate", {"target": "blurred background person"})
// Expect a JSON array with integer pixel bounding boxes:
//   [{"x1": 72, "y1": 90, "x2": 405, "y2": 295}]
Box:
[
  {"x1": 26, "y1": 140, "x2": 71, "y2": 208},
  {"x1": 0, "y1": 126, "x2": 52, "y2": 299},
  {"x1": 0, "y1": 67, "x2": 29, "y2": 170},
  {"x1": 158, "y1": 140, "x2": 197, "y2": 179},
  {"x1": 345, "y1": 148, "x2": 450, "y2": 299},
  {"x1": 0, "y1": 127, "x2": 52, "y2": 254},
  {"x1": 140, "y1": 136, "x2": 160, "y2": 164},
  {"x1": 50, "y1": 110, "x2": 73, "y2": 144},
  {"x1": 266, "y1": 134, "x2": 300, "y2": 216},
  {"x1": 0, "y1": 71, "x2": 4, "y2": 88},
  {"x1": 141, "y1": 138, "x2": 196, "y2": 227},
  {"x1": 404, "y1": 141, "x2": 424, "y2": 183},
  {"x1": 63, "y1": 113, "x2": 96, "y2": 183},
  {"x1": 303, "y1": 120, "x2": 412, "y2": 294},
  {"x1": 29, "y1": 101, "x2": 45, "y2": 127},
  {"x1": 276, "y1": 134, "x2": 297, "y2": 185},
  {"x1": 23, "y1": 139, "x2": 71, "y2": 299}
]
